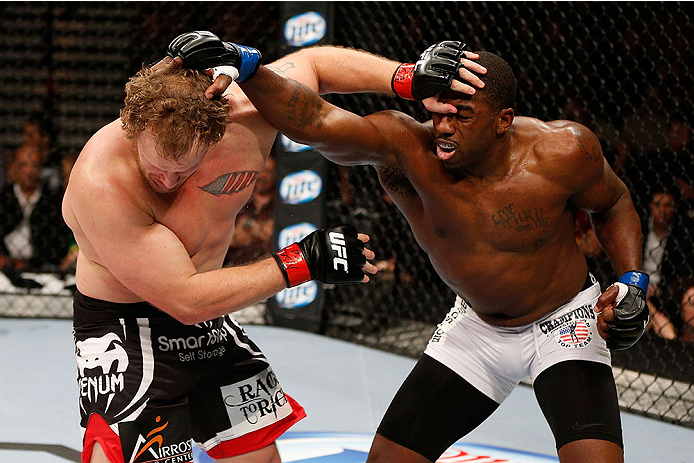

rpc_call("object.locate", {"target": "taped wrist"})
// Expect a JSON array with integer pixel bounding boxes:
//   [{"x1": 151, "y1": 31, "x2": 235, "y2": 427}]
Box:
[
  {"x1": 606, "y1": 279, "x2": 649, "y2": 350},
  {"x1": 618, "y1": 270, "x2": 649, "y2": 296},
  {"x1": 391, "y1": 63, "x2": 415, "y2": 100},
  {"x1": 272, "y1": 243, "x2": 312, "y2": 288},
  {"x1": 229, "y1": 43, "x2": 262, "y2": 81}
]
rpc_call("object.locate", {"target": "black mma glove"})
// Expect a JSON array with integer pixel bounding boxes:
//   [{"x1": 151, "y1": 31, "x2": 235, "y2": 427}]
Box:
[
  {"x1": 606, "y1": 271, "x2": 650, "y2": 350},
  {"x1": 272, "y1": 224, "x2": 367, "y2": 288},
  {"x1": 167, "y1": 30, "x2": 262, "y2": 82},
  {"x1": 392, "y1": 40, "x2": 468, "y2": 101}
]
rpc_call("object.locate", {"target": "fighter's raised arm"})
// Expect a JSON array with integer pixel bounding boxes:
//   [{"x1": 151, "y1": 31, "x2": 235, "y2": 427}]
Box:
[
  {"x1": 239, "y1": 41, "x2": 485, "y2": 166},
  {"x1": 243, "y1": 65, "x2": 406, "y2": 166},
  {"x1": 164, "y1": 33, "x2": 486, "y2": 165}
]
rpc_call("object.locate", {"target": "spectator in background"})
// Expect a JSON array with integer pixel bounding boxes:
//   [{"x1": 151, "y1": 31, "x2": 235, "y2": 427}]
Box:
[
  {"x1": 648, "y1": 190, "x2": 694, "y2": 308},
  {"x1": 658, "y1": 277, "x2": 694, "y2": 343},
  {"x1": 642, "y1": 189, "x2": 678, "y2": 294},
  {"x1": 639, "y1": 188, "x2": 694, "y2": 341},
  {"x1": 20, "y1": 113, "x2": 62, "y2": 191},
  {"x1": 0, "y1": 143, "x2": 71, "y2": 271},
  {"x1": 678, "y1": 281, "x2": 694, "y2": 343},
  {"x1": 618, "y1": 118, "x2": 693, "y2": 219},
  {"x1": 224, "y1": 155, "x2": 275, "y2": 266}
]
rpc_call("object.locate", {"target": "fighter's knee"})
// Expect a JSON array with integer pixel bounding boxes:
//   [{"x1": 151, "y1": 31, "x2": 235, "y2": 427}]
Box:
[
  {"x1": 365, "y1": 449, "x2": 388, "y2": 463},
  {"x1": 558, "y1": 439, "x2": 623, "y2": 463},
  {"x1": 366, "y1": 434, "x2": 432, "y2": 463}
]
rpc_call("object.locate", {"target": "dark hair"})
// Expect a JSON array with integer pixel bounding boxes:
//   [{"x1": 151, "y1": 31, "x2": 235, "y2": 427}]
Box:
[{"x1": 469, "y1": 51, "x2": 517, "y2": 111}]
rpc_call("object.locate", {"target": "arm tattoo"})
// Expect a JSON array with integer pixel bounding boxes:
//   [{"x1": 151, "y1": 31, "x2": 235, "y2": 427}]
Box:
[
  {"x1": 575, "y1": 130, "x2": 602, "y2": 163},
  {"x1": 266, "y1": 61, "x2": 295, "y2": 78},
  {"x1": 286, "y1": 85, "x2": 324, "y2": 130},
  {"x1": 199, "y1": 171, "x2": 259, "y2": 196}
]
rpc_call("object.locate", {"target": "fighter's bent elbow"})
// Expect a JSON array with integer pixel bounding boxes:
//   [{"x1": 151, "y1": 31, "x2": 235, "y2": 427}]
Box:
[{"x1": 153, "y1": 297, "x2": 205, "y2": 326}]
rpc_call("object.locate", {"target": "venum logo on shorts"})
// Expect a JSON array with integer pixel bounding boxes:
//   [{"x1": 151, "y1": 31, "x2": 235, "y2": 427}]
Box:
[
  {"x1": 124, "y1": 415, "x2": 193, "y2": 463},
  {"x1": 76, "y1": 333, "x2": 128, "y2": 405},
  {"x1": 220, "y1": 367, "x2": 292, "y2": 436},
  {"x1": 538, "y1": 303, "x2": 595, "y2": 348}
]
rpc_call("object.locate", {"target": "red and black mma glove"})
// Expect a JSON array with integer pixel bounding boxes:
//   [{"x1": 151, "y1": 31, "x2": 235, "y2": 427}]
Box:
[
  {"x1": 392, "y1": 40, "x2": 467, "y2": 101},
  {"x1": 272, "y1": 224, "x2": 367, "y2": 288},
  {"x1": 167, "y1": 30, "x2": 262, "y2": 82},
  {"x1": 605, "y1": 270, "x2": 650, "y2": 350}
]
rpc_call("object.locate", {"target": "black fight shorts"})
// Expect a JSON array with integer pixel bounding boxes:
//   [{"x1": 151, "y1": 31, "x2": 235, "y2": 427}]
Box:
[{"x1": 73, "y1": 290, "x2": 305, "y2": 463}]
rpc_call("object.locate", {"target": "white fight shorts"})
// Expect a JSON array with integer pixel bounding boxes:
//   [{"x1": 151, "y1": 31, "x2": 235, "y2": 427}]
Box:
[{"x1": 424, "y1": 274, "x2": 610, "y2": 403}]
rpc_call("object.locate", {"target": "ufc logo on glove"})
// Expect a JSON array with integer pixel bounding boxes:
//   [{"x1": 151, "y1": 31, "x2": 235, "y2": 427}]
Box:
[
  {"x1": 329, "y1": 232, "x2": 348, "y2": 272},
  {"x1": 273, "y1": 224, "x2": 367, "y2": 287}
]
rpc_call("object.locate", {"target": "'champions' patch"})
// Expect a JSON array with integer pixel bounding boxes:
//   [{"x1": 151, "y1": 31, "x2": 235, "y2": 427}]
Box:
[{"x1": 538, "y1": 304, "x2": 595, "y2": 349}]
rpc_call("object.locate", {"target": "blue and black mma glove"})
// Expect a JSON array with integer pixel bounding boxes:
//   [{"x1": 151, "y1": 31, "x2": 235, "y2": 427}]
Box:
[
  {"x1": 167, "y1": 30, "x2": 262, "y2": 82},
  {"x1": 392, "y1": 40, "x2": 468, "y2": 101},
  {"x1": 606, "y1": 270, "x2": 650, "y2": 350},
  {"x1": 272, "y1": 224, "x2": 367, "y2": 288}
]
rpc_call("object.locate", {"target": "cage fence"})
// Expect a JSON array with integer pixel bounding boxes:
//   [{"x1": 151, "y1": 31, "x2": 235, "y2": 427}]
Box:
[{"x1": 0, "y1": 1, "x2": 692, "y2": 427}]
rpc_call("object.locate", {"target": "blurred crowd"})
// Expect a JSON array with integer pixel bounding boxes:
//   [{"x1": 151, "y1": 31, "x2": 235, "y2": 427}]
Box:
[
  {"x1": 1, "y1": 70, "x2": 692, "y2": 344},
  {"x1": 573, "y1": 109, "x2": 694, "y2": 344},
  {"x1": 0, "y1": 115, "x2": 76, "y2": 277}
]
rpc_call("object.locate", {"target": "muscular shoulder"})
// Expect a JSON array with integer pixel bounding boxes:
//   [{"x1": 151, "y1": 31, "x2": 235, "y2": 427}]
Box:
[
  {"x1": 67, "y1": 121, "x2": 151, "y2": 219},
  {"x1": 519, "y1": 117, "x2": 604, "y2": 192}
]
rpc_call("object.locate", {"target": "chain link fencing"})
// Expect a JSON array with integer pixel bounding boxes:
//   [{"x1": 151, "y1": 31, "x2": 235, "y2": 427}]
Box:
[{"x1": 0, "y1": 1, "x2": 692, "y2": 427}]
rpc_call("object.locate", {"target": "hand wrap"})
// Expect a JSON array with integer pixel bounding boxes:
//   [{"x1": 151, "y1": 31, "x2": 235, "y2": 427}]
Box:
[
  {"x1": 167, "y1": 30, "x2": 262, "y2": 82},
  {"x1": 272, "y1": 224, "x2": 366, "y2": 288},
  {"x1": 392, "y1": 40, "x2": 468, "y2": 101},
  {"x1": 606, "y1": 271, "x2": 650, "y2": 350}
]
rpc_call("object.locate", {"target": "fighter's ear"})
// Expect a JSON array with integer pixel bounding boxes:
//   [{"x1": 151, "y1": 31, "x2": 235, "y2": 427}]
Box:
[{"x1": 496, "y1": 108, "x2": 514, "y2": 135}]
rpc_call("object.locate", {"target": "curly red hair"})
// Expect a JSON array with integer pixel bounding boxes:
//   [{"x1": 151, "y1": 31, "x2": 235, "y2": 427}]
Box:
[{"x1": 120, "y1": 65, "x2": 231, "y2": 161}]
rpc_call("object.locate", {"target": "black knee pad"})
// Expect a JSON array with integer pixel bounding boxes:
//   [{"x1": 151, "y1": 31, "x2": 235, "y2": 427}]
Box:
[{"x1": 534, "y1": 360, "x2": 623, "y2": 450}]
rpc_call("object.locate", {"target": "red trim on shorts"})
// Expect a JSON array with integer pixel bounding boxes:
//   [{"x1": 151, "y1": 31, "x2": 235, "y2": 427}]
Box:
[
  {"x1": 82, "y1": 413, "x2": 124, "y2": 463},
  {"x1": 205, "y1": 394, "x2": 306, "y2": 459}
]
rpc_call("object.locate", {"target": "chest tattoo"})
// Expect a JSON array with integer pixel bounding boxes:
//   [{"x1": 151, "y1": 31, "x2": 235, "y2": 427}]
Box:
[
  {"x1": 491, "y1": 202, "x2": 551, "y2": 232},
  {"x1": 199, "y1": 171, "x2": 259, "y2": 196}
]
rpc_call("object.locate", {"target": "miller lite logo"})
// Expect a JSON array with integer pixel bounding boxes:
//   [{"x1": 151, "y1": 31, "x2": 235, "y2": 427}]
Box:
[
  {"x1": 279, "y1": 170, "x2": 323, "y2": 205},
  {"x1": 283, "y1": 11, "x2": 327, "y2": 47},
  {"x1": 329, "y1": 232, "x2": 348, "y2": 273},
  {"x1": 277, "y1": 223, "x2": 318, "y2": 248},
  {"x1": 275, "y1": 281, "x2": 319, "y2": 309}
]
